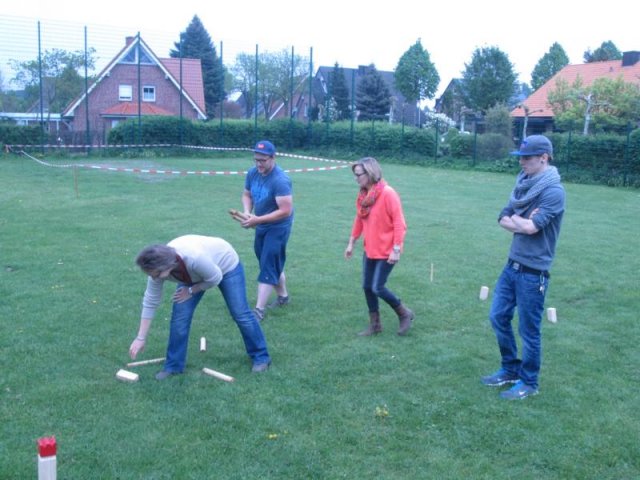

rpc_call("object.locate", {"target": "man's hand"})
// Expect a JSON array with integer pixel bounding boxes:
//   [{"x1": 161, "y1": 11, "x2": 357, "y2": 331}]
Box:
[{"x1": 241, "y1": 214, "x2": 259, "y2": 229}]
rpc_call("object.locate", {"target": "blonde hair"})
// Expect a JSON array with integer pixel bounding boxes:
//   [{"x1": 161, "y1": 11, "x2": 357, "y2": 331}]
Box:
[{"x1": 351, "y1": 157, "x2": 383, "y2": 184}]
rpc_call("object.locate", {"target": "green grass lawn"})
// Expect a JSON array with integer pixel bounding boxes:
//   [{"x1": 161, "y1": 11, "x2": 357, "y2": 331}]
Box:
[{"x1": 1, "y1": 152, "x2": 639, "y2": 479}]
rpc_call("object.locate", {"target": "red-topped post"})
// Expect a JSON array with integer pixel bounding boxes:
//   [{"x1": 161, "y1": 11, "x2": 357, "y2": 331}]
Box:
[{"x1": 37, "y1": 436, "x2": 57, "y2": 480}]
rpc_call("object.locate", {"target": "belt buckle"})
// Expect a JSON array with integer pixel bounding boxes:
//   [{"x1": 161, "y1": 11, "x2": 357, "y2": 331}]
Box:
[{"x1": 511, "y1": 261, "x2": 521, "y2": 271}]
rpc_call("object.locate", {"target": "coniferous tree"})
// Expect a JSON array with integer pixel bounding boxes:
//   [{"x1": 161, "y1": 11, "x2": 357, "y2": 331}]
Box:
[
  {"x1": 531, "y1": 42, "x2": 569, "y2": 90},
  {"x1": 171, "y1": 15, "x2": 225, "y2": 118},
  {"x1": 328, "y1": 63, "x2": 351, "y2": 120},
  {"x1": 355, "y1": 64, "x2": 391, "y2": 121},
  {"x1": 583, "y1": 41, "x2": 622, "y2": 63}
]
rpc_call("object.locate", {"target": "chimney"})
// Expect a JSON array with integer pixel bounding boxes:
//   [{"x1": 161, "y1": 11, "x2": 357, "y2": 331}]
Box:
[{"x1": 621, "y1": 51, "x2": 640, "y2": 67}]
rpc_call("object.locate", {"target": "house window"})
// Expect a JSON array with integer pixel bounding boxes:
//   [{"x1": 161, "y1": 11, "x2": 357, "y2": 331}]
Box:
[
  {"x1": 143, "y1": 86, "x2": 156, "y2": 102},
  {"x1": 119, "y1": 85, "x2": 133, "y2": 101}
]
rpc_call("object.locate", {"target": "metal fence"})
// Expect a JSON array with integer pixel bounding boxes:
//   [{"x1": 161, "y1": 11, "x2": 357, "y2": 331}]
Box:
[{"x1": 2, "y1": 16, "x2": 639, "y2": 187}]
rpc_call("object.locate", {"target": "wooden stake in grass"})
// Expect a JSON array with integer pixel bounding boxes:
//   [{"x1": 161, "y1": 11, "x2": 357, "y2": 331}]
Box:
[
  {"x1": 73, "y1": 165, "x2": 79, "y2": 198},
  {"x1": 430, "y1": 263, "x2": 434, "y2": 283},
  {"x1": 202, "y1": 367, "x2": 235, "y2": 383},
  {"x1": 479, "y1": 286, "x2": 489, "y2": 300}
]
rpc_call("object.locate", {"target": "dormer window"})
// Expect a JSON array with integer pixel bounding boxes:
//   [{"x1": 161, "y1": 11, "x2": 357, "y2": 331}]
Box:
[{"x1": 121, "y1": 45, "x2": 155, "y2": 65}]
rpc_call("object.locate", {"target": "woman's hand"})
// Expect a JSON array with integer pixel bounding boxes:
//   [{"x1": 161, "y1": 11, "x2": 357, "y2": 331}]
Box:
[
  {"x1": 344, "y1": 243, "x2": 354, "y2": 260},
  {"x1": 129, "y1": 337, "x2": 145, "y2": 359},
  {"x1": 173, "y1": 286, "x2": 192, "y2": 303}
]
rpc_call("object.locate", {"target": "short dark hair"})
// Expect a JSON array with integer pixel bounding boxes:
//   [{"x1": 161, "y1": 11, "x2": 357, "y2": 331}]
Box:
[{"x1": 135, "y1": 244, "x2": 178, "y2": 273}]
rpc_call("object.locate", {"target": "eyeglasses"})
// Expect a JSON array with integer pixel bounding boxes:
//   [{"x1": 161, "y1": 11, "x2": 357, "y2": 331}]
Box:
[{"x1": 353, "y1": 172, "x2": 367, "y2": 177}]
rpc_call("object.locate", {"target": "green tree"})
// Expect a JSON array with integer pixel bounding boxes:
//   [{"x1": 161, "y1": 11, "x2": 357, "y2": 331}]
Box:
[
  {"x1": 230, "y1": 49, "x2": 307, "y2": 120},
  {"x1": 355, "y1": 64, "x2": 391, "y2": 121},
  {"x1": 461, "y1": 46, "x2": 517, "y2": 112},
  {"x1": 531, "y1": 42, "x2": 569, "y2": 90},
  {"x1": 328, "y1": 63, "x2": 351, "y2": 120},
  {"x1": 9, "y1": 47, "x2": 95, "y2": 113},
  {"x1": 258, "y1": 49, "x2": 308, "y2": 120},
  {"x1": 394, "y1": 39, "x2": 440, "y2": 122},
  {"x1": 547, "y1": 75, "x2": 640, "y2": 134},
  {"x1": 484, "y1": 103, "x2": 512, "y2": 136},
  {"x1": 171, "y1": 15, "x2": 225, "y2": 118},
  {"x1": 231, "y1": 53, "x2": 257, "y2": 119},
  {"x1": 583, "y1": 40, "x2": 622, "y2": 63}
]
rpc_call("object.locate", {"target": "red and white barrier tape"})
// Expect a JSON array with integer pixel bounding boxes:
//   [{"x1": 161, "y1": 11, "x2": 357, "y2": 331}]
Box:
[{"x1": 18, "y1": 148, "x2": 351, "y2": 176}]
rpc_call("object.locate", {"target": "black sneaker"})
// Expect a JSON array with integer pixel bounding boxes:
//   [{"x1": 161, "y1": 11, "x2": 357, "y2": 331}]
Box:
[{"x1": 266, "y1": 295, "x2": 290, "y2": 309}]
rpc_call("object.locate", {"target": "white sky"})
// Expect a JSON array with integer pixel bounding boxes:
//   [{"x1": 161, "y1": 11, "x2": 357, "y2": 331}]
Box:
[{"x1": 1, "y1": 0, "x2": 638, "y2": 107}]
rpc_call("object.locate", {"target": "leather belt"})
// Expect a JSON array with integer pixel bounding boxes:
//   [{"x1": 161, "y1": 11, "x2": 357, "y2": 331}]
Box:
[{"x1": 508, "y1": 259, "x2": 549, "y2": 278}]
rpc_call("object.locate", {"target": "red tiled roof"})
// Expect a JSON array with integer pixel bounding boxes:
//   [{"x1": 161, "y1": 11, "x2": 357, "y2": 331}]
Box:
[
  {"x1": 102, "y1": 103, "x2": 174, "y2": 116},
  {"x1": 512, "y1": 57, "x2": 640, "y2": 118},
  {"x1": 161, "y1": 58, "x2": 206, "y2": 114}
]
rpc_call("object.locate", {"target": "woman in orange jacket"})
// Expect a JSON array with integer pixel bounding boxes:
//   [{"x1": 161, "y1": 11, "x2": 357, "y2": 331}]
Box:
[{"x1": 344, "y1": 157, "x2": 414, "y2": 336}]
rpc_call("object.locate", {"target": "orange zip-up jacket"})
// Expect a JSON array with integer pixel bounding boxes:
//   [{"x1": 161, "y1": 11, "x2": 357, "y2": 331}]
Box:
[{"x1": 350, "y1": 184, "x2": 407, "y2": 259}]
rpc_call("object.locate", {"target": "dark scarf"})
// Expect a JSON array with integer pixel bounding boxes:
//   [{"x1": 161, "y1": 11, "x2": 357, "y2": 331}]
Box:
[
  {"x1": 357, "y1": 180, "x2": 387, "y2": 218},
  {"x1": 170, "y1": 255, "x2": 193, "y2": 285}
]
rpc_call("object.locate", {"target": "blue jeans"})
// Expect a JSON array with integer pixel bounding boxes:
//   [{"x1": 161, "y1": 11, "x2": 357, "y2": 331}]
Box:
[
  {"x1": 362, "y1": 255, "x2": 400, "y2": 312},
  {"x1": 254, "y1": 224, "x2": 291, "y2": 285},
  {"x1": 489, "y1": 264, "x2": 549, "y2": 389},
  {"x1": 164, "y1": 262, "x2": 271, "y2": 372}
]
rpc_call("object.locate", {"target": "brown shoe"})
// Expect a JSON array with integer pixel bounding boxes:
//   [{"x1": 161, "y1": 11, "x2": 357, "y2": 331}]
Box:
[
  {"x1": 358, "y1": 311, "x2": 382, "y2": 336},
  {"x1": 393, "y1": 304, "x2": 414, "y2": 336}
]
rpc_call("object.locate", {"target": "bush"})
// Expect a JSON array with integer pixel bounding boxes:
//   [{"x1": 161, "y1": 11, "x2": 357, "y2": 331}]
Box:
[
  {"x1": 449, "y1": 133, "x2": 474, "y2": 158},
  {"x1": 476, "y1": 133, "x2": 513, "y2": 160},
  {"x1": 0, "y1": 124, "x2": 43, "y2": 147}
]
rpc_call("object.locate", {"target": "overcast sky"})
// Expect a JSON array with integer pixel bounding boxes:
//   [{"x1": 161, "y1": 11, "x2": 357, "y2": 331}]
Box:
[{"x1": 1, "y1": 0, "x2": 638, "y2": 107}]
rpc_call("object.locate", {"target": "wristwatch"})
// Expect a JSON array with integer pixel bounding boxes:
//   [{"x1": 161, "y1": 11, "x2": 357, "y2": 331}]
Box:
[
  {"x1": 392, "y1": 245, "x2": 401, "y2": 254},
  {"x1": 188, "y1": 286, "x2": 193, "y2": 296}
]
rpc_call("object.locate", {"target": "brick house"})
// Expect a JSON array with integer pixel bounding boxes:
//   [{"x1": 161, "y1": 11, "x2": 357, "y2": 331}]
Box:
[{"x1": 62, "y1": 35, "x2": 206, "y2": 143}]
